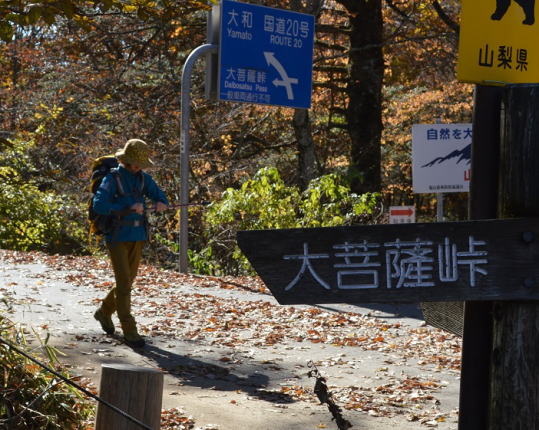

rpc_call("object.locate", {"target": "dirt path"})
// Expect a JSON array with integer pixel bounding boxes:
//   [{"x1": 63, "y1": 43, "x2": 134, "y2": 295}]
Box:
[{"x1": 0, "y1": 250, "x2": 461, "y2": 430}]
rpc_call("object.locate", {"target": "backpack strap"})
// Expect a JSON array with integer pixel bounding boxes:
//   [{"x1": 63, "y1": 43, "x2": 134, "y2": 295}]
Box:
[
  {"x1": 111, "y1": 170, "x2": 126, "y2": 196},
  {"x1": 139, "y1": 172, "x2": 145, "y2": 194},
  {"x1": 132, "y1": 172, "x2": 145, "y2": 200}
]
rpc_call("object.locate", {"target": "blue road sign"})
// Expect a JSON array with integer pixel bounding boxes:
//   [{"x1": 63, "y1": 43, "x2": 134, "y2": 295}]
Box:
[{"x1": 219, "y1": 0, "x2": 315, "y2": 109}]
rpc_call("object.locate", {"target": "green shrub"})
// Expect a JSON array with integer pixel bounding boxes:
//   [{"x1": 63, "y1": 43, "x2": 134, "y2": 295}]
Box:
[
  {"x1": 0, "y1": 139, "x2": 87, "y2": 253},
  {"x1": 196, "y1": 167, "x2": 380, "y2": 275},
  {"x1": 0, "y1": 313, "x2": 95, "y2": 428},
  {"x1": 299, "y1": 174, "x2": 380, "y2": 228}
]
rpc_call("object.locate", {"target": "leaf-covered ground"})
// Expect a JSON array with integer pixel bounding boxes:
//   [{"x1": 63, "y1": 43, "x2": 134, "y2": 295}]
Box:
[{"x1": 0, "y1": 250, "x2": 462, "y2": 429}]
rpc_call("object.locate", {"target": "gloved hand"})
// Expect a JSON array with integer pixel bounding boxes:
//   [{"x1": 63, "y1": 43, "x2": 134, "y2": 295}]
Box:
[
  {"x1": 130, "y1": 203, "x2": 144, "y2": 214},
  {"x1": 155, "y1": 202, "x2": 168, "y2": 213}
]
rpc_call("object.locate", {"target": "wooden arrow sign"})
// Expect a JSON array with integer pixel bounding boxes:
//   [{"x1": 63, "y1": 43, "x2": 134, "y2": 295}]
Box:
[{"x1": 237, "y1": 218, "x2": 539, "y2": 305}]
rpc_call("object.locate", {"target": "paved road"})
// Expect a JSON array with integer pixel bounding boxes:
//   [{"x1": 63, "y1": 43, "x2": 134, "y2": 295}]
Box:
[{"x1": 0, "y1": 251, "x2": 461, "y2": 430}]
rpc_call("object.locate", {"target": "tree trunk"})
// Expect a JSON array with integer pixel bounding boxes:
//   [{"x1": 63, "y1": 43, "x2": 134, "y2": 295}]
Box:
[
  {"x1": 338, "y1": 0, "x2": 384, "y2": 194},
  {"x1": 489, "y1": 85, "x2": 539, "y2": 429},
  {"x1": 9, "y1": 35, "x2": 20, "y2": 131},
  {"x1": 290, "y1": 0, "x2": 323, "y2": 190},
  {"x1": 293, "y1": 108, "x2": 320, "y2": 190}
]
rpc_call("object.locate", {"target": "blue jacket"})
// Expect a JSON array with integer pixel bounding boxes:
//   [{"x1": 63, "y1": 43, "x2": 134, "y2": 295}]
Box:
[{"x1": 93, "y1": 166, "x2": 169, "y2": 243}]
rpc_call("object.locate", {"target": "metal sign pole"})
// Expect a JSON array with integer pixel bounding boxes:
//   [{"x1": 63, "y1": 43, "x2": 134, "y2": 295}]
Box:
[
  {"x1": 179, "y1": 43, "x2": 217, "y2": 273},
  {"x1": 179, "y1": 0, "x2": 314, "y2": 273},
  {"x1": 436, "y1": 193, "x2": 444, "y2": 222}
]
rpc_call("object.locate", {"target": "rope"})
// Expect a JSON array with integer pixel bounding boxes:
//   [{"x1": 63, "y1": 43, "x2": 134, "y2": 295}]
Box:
[{"x1": 0, "y1": 336, "x2": 153, "y2": 430}]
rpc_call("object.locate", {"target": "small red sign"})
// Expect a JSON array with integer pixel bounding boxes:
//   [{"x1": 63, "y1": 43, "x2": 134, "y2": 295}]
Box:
[
  {"x1": 390, "y1": 208, "x2": 414, "y2": 217},
  {"x1": 389, "y1": 206, "x2": 415, "y2": 224}
]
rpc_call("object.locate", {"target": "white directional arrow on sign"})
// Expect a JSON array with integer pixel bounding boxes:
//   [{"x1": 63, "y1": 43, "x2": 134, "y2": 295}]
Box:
[{"x1": 264, "y1": 51, "x2": 298, "y2": 100}]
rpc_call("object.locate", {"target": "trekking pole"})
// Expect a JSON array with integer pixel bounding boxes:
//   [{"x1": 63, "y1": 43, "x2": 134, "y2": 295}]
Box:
[
  {"x1": 145, "y1": 202, "x2": 211, "y2": 213},
  {"x1": 168, "y1": 202, "x2": 211, "y2": 209}
]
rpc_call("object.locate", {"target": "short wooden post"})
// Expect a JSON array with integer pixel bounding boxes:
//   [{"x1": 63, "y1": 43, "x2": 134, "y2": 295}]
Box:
[{"x1": 94, "y1": 364, "x2": 163, "y2": 430}]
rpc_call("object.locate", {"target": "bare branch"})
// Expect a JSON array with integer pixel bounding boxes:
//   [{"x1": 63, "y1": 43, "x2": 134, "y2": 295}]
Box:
[
  {"x1": 431, "y1": 0, "x2": 459, "y2": 34},
  {"x1": 385, "y1": 0, "x2": 414, "y2": 22}
]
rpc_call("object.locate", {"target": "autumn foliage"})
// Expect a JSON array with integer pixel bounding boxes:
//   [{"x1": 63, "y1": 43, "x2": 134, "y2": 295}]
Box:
[{"x1": 0, "y1": 0, "x2": 473, "y2": 268}]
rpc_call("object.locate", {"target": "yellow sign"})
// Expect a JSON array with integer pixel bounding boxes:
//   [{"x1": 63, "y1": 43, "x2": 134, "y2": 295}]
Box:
[{"x1": 457, "y1": 0, "x2": 539, "y2": 84}]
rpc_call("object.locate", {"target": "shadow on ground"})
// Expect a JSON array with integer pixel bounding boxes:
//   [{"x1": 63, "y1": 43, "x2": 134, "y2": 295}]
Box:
[
  {"x1": 314, "y1": 302, "x2": 424, "y2": 321},
  {"x1": 125, "y1": 342, "x2": 298, "y2": 404}
]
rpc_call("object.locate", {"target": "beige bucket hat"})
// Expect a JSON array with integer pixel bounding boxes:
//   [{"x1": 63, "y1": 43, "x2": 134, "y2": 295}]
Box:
[{"x1": 115, "y1": 139, "x2": 154, "y2": 168}]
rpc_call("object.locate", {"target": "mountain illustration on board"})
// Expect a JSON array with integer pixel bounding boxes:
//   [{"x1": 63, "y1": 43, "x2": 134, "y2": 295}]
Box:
[{"x1": 421, "y1": 144, "x2": 471, "y2": 168}]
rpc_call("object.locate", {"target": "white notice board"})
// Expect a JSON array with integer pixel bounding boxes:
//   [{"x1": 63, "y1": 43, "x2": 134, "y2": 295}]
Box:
[{"x1": 412, "y1": 123, "x2": 472, "y2": 194}]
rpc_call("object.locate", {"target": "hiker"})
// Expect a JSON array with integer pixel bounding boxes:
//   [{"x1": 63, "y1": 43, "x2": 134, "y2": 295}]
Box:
[{"x1": 92, "y1": 139, "x2": 169, "y2": 348}]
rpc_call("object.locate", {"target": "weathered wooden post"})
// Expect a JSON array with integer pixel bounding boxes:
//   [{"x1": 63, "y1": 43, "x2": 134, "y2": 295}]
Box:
[
  {"x1": 95, "y1": 364, "x2": 164, "y2": 430},
  {"x1": 489, "y1": 84, "x2": 539, "y2": 429},
  {"x1": 458, "y1": 84, "x2": 502, "y2": 430}
]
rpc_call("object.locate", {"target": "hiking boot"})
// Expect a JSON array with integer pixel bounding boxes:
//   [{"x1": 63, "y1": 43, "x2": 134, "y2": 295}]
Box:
[
  {"x1": 124, "y1": 332, "x2": 146, "y2": 348},
  {"x1": 94, "y1": 308, "x2": 115, "y2": 335},
  {"x1": 120, "y1": 317, "x2": 145, "y2": 348}
]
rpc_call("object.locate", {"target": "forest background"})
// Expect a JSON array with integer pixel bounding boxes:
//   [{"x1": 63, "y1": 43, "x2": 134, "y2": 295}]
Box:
[{"x1": 0, "y1": 0, "x2": 473, "y2": 274}]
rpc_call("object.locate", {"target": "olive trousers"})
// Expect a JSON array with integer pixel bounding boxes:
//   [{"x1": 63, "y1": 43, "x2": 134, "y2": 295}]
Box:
[{"x1": 100, "y1": 241, "x2": 144, "y2": 336}]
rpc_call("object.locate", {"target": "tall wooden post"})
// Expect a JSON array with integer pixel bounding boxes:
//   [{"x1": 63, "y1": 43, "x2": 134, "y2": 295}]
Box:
[
  {"x1": 95, "y1": 364, "x2": 164, "y2": 430},
  {"x1": 458, "y1": 85, "x2": 501, "y2": 430},
  {"x1": 489, "y1": 84, "x2": 539, "y2": 429}
]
